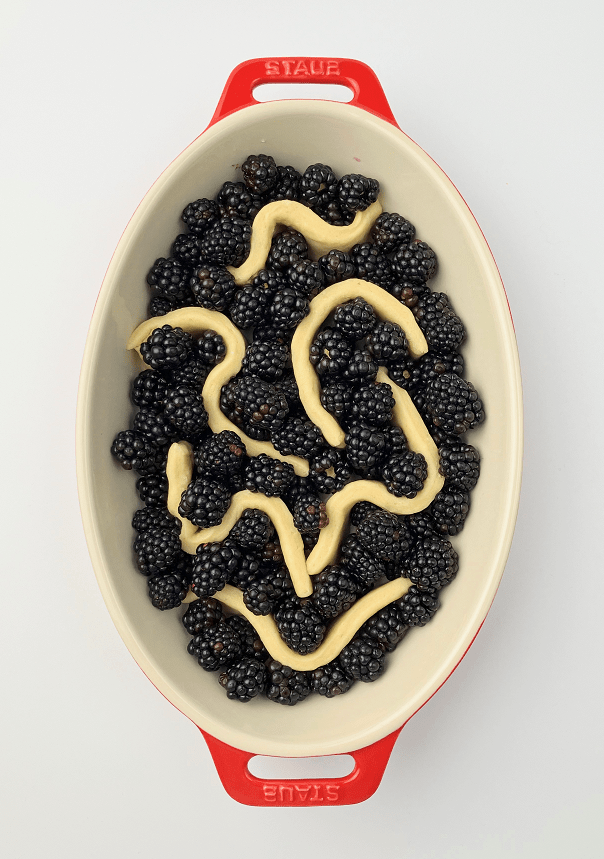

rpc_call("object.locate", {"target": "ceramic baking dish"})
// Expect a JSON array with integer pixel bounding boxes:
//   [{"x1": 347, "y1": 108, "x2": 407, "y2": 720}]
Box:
[{"x1": 76, "y1": 57, "x2": 523, "y2": 806}]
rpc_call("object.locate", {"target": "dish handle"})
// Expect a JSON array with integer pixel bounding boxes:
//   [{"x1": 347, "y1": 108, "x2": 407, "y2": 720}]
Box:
[
  {"x1": 208, "y1": 57, "x2": 399, "y2": 128},
  {"x1": 200, "y1": 726, "x2": 403, "y2": 807}
]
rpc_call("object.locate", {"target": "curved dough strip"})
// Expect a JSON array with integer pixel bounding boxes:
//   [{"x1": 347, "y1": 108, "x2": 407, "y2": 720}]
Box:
[
  {"x1": 166, "y1": 441, "x2": 313, "y2": 598},
  {"x1": 227, "y1": 200, "x2": 383, "y2": 285},
  {"x1": 213, "y1": 579, "x2": 412, "y2": 671},
  {"x1": 291, "y1": 279, "x2": 429, "y2": 448},
  {"x1": 128, "y1": 307, "x2": 309, "y2": 476}
]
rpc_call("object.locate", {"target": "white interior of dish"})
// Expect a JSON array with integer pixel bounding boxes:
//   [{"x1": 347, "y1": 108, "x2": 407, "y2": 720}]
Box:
[{"x1": 76, "y1": 100, "x2": 522, "y2": 757}]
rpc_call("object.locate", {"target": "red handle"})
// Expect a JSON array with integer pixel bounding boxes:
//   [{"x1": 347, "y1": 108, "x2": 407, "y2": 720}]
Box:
[
  {"x1": 208, "y1": 57, "x2": 399, "y2": 128},
  {"x1": 200, "y1": 726, "x2": 403, "y2": 807}
]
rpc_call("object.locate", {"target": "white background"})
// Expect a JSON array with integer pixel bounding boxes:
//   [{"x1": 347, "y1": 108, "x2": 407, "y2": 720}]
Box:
[{"x1": 2, "y1": 0, "x2": 603, "y2": 856}]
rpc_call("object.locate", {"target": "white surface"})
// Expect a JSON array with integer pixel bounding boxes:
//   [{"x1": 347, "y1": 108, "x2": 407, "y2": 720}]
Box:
[{"x1": 1, "y1": 0, "x2": 602, "y2": 856}]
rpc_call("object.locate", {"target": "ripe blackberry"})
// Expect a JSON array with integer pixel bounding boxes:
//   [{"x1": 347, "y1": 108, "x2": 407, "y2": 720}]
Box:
[
  {"x1": 274, "y1": 374, "x2": 301, "y2": 414},
  {"x1": 140, "y1": 325, "x2": 194, "y2": 372},
  {"x1": 340, "y1": 534, "x2": 385, "y2": 589},
  {"x1": 438, "y1": 439, "x2": 480, "y2": 492},
  {"x1": 271, "y1": 418, "x2": 326, "y2": 460},
  {"x1": 133, "y1": 407, "x2": 177, "y2": 448},
  {"x1": 406, "y1": 511, "x2": 438, "y2": 541},
  {"x1": 342, "y1": 350, "x2": 378, "y2": 384},
  {"x1": 163, "y1": 386, "x2": 209, "y2": 438},
  {"x1": 350, "y1": 382, "x2": 395, "y2": 426},
  {"x1": 381, "y1": 451, "x2": 428, "y2": 498},
  {"x1": 241, "y1": 153, "x2": 278, "y2": 195},
  {"x1": 361, "y1": 603, "x2": 408, "y2": 652},
  {"x1": 320, "y1": 381, "x2": 353, "y2": 420},
  {"x1": 250, "y1": 267, "x2": 287, "y2": 297},
  {"x1": 357, "y1": 510, "x2": 410, "y2": 563},
  {"x1": 148, "y1": 295, "x2": 179, "y2": 317},
  {"x1": 308, "y1": 447, "x2": 351, "y2": 494},
  {"x1": 188, "y1": 620, "x2": 243, "y2": 671},
  {"x1": 266, "y1": 229, "x2": 308, "y2": 271},
  {"x1": 148, "y1": 571, "x2": 189, "y2": 610},
  {"x1": 333, "y1": 297, "x2": 377, "y2": 341},
  {"x1": 190, "y1": 265, "x2": 236, "y2": 312},
  {"x1": 181, "y1": 197, "x2": 219, "y2": 235},
  {"x1": 337, "y1": 173, "x2": 380, "y2": 212},
  {"x1": 199, "y1": 216, "x2": 251, "y2": 267},
  {"x1": 111, "y1": 429, "x2": 162, "y2": 476},
  {"x1": 389, "y1": 350, "x2": 464, "y2": 392},
  {"x1": 424, "y1": 373, "x2": 485, "y2": 435},
  {"x1": 396, "y1": 586, "x2": 440, "y2": 627},
  {"x1": 230, "y1": 374, "x2": 289, "y2": 439},
  {"x1": 229, "y1": 284, "x2": 270, "y2": 329},
  {"x1": 252, "y1": 321, "x2": 293, "y2": 346},
  {"x1": 389, "y1": 280, "x2": 430, "y2": 307},
  {"x1": 134, "y1": 526, "x2": 184, "y2": 576},
  {"x1": 182, "y1": 597, "x2": 224, "y2": 636},
  {"x1": 370, "y1": 211, "x2": 416, "y2": 253},
  {"x1": 268, "y1": 287, "x2": 309, "y2": 330},
  {"x1": 216, "y1": 180, "x2": 263, "y2": 220},
  {"x1": 171, "y1": 233, "x2": 203, "y2": 267},
  {"x1": 302, "y1": 531, "x2": 320, "y2": 555},
  {"x1": 404, "y1": 534, "x2": 459, "y2": 591},
  {"x1": 339, "y1": 635, "x2": 386, "y2": 682},
  {"x1": 243, "y1": 576, "x2": 280, "y2": 616},
  {"x1": 365, "y1": 321, "x2": 409, "y2": 366},
  {"x1": 350, "y1": 501, "x2": 380, "y2": 528},
  {"x1": 227, "y1": 551, "x2": 262, "y2": 589},
  {"x1": 265, "y1": 164, "x2": 302, "y2": 202},
  {"x1": 345, "y1": 424, "x2": 386, "y2": 473},
  {"x1": 318, "y1": 249, "x2": 357, "y2": 284},
  {"x1": 287, "y1": 259, "x2": 325, "y2": 298},
  {"x1": 146, "y1": 257, "x2": 193, "y2": 304},
  {"x1": 413, "y1": 292, "x2": 465, "y2": 354},
  {"x1": 310, "y1": 328, "x2": 353, "y2": 377},
  {"x1": 191, "y1": 540, "x2": 241, "y2": 597},
  {"x1": 244, "y1": 453, "x2": 295, "y2": 498},
  {"x1": 220, "y1": 657, "x2": 267, "y2": 702},
  {"x1": 311, "y1": 661, "x2": 354, "y2": 698},
  {"x1": 266, "y1": 660, "x2": 311, "y2": 705},
  {"x1": 231, "y1": 509, "x2": 274, "y2": 551},
  {"x1": 226, "y1": 614, "x2": 268, "y2": 660},
  {"x1": 136, "y1": 472, "x2": 168, "y2": 506},
  {"x1": 392, "y1": 240, "x2": 438, "y2": 283},
  {"x1": 428, "y1": 487, "x2": 471, "y2": 536},
  {"x1": 274, "y1": 597, "x2": 326, "y2": 655},
  {"x1": 197, "y1": 330, "x2": 226, "y2": 366},
  {"x1": 242, "y1": 340, "x2": 288, "y2": 382},
  {"x1": 132, "y1": 505, "x2": 181, "y2": 534},
  {"x1": 169, "y1": 356, "x2": 210, "y2": 391},
  {"x1": 300, "y1": 163, "x2": 338, "y2": 210},
  {"x1": 349, "y1": 242, "x2": 394, "y2": 289},
  {"x1": 382, "y1": 424, "x2": 410, "y2": 457},
  {"x1": 194, "y1": 430, "x2": 246, "y2": 488},
  {"x1": 178, "y1": 477, "x2": 231, "y2": 527},
  {"x1": 292, "y1": 490, "x2": 328, "y2": 533},
  {"x1": 315, "y1": 199, "x2": 355, "y2": 226},
  {"x1": 311, "y1": 565, "x2": 357, "y2": 619}
]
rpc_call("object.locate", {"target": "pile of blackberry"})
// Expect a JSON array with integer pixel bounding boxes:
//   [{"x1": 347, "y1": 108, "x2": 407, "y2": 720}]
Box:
[{"x1": 111, "y1": 153, "x2": 484, "y2": 705}]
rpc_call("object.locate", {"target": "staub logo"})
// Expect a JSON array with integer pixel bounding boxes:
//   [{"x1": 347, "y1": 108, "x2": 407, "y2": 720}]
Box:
[
  {"x1": 262, "y1": 783, "x2": 340, "y2": 803},
  {"x1": 264, "y1": 59, "x2": 341, "y2": 77}
]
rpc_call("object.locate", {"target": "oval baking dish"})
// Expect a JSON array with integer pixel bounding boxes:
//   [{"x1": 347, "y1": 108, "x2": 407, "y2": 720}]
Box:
[{"x1": 76, "y1": 57, "x2": 523, "y2": 806}]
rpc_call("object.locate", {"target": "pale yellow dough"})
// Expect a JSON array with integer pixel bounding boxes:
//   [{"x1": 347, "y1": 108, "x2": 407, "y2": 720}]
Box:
[{"x1": 227, "y1": 200, "x2": 383, "y2": 285}]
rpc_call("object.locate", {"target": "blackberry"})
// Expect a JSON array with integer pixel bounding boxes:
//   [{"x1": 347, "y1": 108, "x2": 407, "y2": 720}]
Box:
[
  {"x1": 243, "y1": 577, "x2": 279, "y2": 616},
  {"x1": 350, "y1": 501, "x2": 380, "y2": 528},
  {"x1": 244, "y1": 454, "x2": 295, "y2": 498},
  {"x1": 241, "y1": 153, "x2": 278, "y2": 195},
  {"x1": 191, "y1": 540, "x2": 241, "y2": 597},
  {"x1": 390, "y1": 280, "x2": 430, "y2": 308},
  {"x1": 366, "y1": 321, "x2": 409, "y2": 366},
  {"x1": 181, "y1": 197, "x2": 219, "y2": 236},
  {"x1": 148, "y1": 571, "x2": 189, "y2": 610},
  {"x1": 231, "y1": 509, "x2": 274, "y2": 551},
  {"x1": 381, "y1": 451, "x2": 428, "y2": 498},
  {"x1": 169, "y1": 356, "x2": 210, "y2": 391},
  {"x1": 413, "y1": 292, "x2": 465, "y2": 354},
  {"x1": 337, "y1": 173, "x2": 380, "y2": 212},
  {"x1": 311, "y1": 565, "x2": 357, "y2": 619},
  {"x1": 349, "y1": 242, "x2": 394, "y2": 289},
  {"x1": 188, "y1": 620, "x2": 243, "y2": 671},
  {"x1": 333, "y1": 297, "x2": 377, "y2": 341},
  {"x1": 308, "y1": 447, "x2": 351, "y2": 494},
  {"x1": 216, "y1": 181, "x2": 263, "y2": 220},
  {"x1": 178, "y1": 477, "x2": 231, "y2": 527},
  {"x1": 199, "y1": 216, "x2": 251, "y2": 267},
  {"x1": 265, "y1": 164, "x2": 302, "y2": 202},
  {"x1": 134, "y1": 526, "x2": 184, "y2": 576},
  {"x1": 318, "y1": 249, "x2": 357, "y2": 284},
  {"x1": 140, "y1": 325, "x2": 194, "y2": 372},
  {"x1": 229, "y1": 284, "x2": 270, "y2": 329},
  {"x1": 339, "y1": 635, "x2": 386, "y2": 682},
  {"x1": 438, "y1": 439, "x2": 480, "y2": 492},
  {"x1": 146, "y1": 257, "x2": 193, "y2": 304},
  {"x1": 361, "y1": 603, "x2": 408, "y2": 652},
  {"x1": 404, "y1": 534, "x2": 459, "y2": 591},
  {"x1": 190, "y1": 265, "x2": 236, "y2": 312},
  {"x1": 271, "y1": 418, "x2": 326, "y2": 460},
  {"x1": 132, "y1": 505, "x2": 181, "y2": 534},
  {"x1": 345, "y1": 424, "x2": 386, "y2": 473},
  {"x1": 274, "y1": 597, "x2": 326, "y2": 655},
  {"x1": 133, "y1": 407, "x2": 177, "y2": 448},
  {"x1": 320, "y1": 381, "x2": 353, "y2": 420},
  {"x1": 370, "y1": 211, "x2": 416, "y2": 253},
  {"x1": 266, "y1": 660, "x2": 311, "y2": 706},
  {"x1": 392, "y1": 240, "x2": 438, "y2": 283},
  {"x1": 357, "y1": 510, "x2": 410, "y2": 563},
  {"x1": 350, "y1": 382, "x2": 395, "y2": 426},
  {"x1": 382, "y1": 424, "x2": 409, "y2": 457},
  {"x1": 111, "y1": 429, "x2": 162, "y2": 476},
  {"x1": 242, "y1": 340, "x2": 288, "y2": 382},
  {"x1": 220, "y1": 657, "x2": 267, "y2": 702},
  {"x1": 266, "y1": 229, "x2": 308, "y2": 271},
  {"x1": 148, "y1": 295, "x2": 179, "y2": 317},
  {"x1": 230, "y1": 375, "x2": 289, "y2": 439},
  {"x1": 250, "y1": 267, "x2": 287, "y2": 297},
  {"x1": 310, "y1": 328, "x2": 353, "y2": 377},
  {"x1": 163, "y1": 386, "x2": 209, "y2": 438},
  {"x1": 428, "y1": 487, "x2": 471, "y2": 536},
  {"x1": 269, "y1": 287, "x2": 309, "y2": 330},
  {"x1": 396, "y1": 586, "x2": 440, "y2": 627},
  {"x1": 302, "y1": 531, "x2": 320, "y2": 555},
  {"x1": 194, "y1": 430, "x2": 246, "y2": 487},
  {"x1": 340, "y1": 535, "x2": 385, "y2": 589},
  {"x1": 342, "y1": 350, "x2": 378, "y2": 384},
  {"x1": 292, "y1": 490, "x2": 328, "y2": 533},
  {"x1": 136, "y1": 472, "x2": 168, "y2": 506},
  {"x1": 227, "y1": 551, "x2": 262, "y2": 590},
  {"x1": 311, "y1": 661, "x2": 354, "y2": 698},
  {"x1": 274, "y1": 374, "x2": 301, "y2": 413},
  {"x1": 197, "y1": 330, "x2": 226, "y2": 366},
  {"x1": 321, "y1": 200, "x2": 357, "y2": 225},
  {"x1": 389, "y1": 350, "x2": 464, "y2": 391},
  {"x1": 406, "y1": 511, "x2": 438, "y2": 541},
  {"x1": 424, "y1": 373, "x2": 485, "y2": 435},
  {"x1": 171, "y1": 233, "x2": 203, "y2": 267},
  {"x1": 287, "y1": 259, "x2": 325, "y2": 298},
  {"x1": 226, "y1": 614, "x2": 268, "y2": 660},
  {"x1": 300, "y1": 163, "x2": 338, "y2": 210},
  {"x1": 252, "y1": 321, "x2": 293, "y2": 346},
  {"x1": 182, "y1": 596, "x2": 224, "y2": 636}
]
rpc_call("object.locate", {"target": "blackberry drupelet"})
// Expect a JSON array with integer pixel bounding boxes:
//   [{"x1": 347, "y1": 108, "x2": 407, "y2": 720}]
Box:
[
  {"x1": 342, "y1": 349, "x2": 378, "y2": 384},
  {"x1": 266, "y1": 229, "x2": 308, "y2": 271},
  {"x1": 111, "y1": 429, "x2": 162, "y2": 476},
  {"x1": 171, "y1": 233, "x2": 203, "y2": 267},
  {"x1": 311, "y1": 565, "x2": 357, "y2": 619},
  {"x1": 133, "y1": 407, "x2": 177, "y2": 448},
  {"x1": 361, "y1": 603, "x2": 408, "y2": 652},
  {"x1": 274, "y1": 597, "x2": 326, "y2": 655},
  {"x1": 140, "y1": 325, "x2": 194, "y2": 372},
  {"x1": 188, "y1": 620, "x2": 243, "y2": 671},
  {"x1": 271, "y1": 417, "x2": 326, "y2": 460},
  {"x1": 266, "y1": 660, "x2": 311, "y2": 705},
  {"x1": 217, "y1": 181, "x2": 263, "y2": 220},
  {"x1": 146, "y1": 257, "x2": 193, "y2": 304},
  {"x1": 231, "y1": 508, "x2": 274, "y2": 551},
  {"x1": 287, "y1": 258, "x2": 325, "y2": 298},
  {"x1": 265, "y1": 164, "x2": 302, "y2": 202},
  {"x1": 244, "y1": 453, "x2": 295, "y2": 498},
  {"x1": 392, "y1": 240, "x2": 438, "y2": 283},
  {"x1": 365, "y1": 321, "x2": 409, "y2": 366},
  {"x1": 350, "y1": 382, "x2": 395, "y2": 426},
  {"x1": 148, "y1": 571, "x2": 189, "y2": 610},
  {"x1": 340, "y1": 534, "x2": 386, "y2": 589},
  {"x1": 345, "y1": 424, "x2": 386, "y2": 473},
  {"x1": 428, "y1": 487, "x2": 471, "y2": 536},
  {"x1": 339, "y1": 635, "x2": 386, "y2": 682},
  {"x1": 181, "y1": 197, "x2": 219, "y2": 235},
  {"x1": 357, "y1": 510, "x2": 410, "y2": 563},
  {"x1": 190, "y1": 265, "x2": 236, "y2": 312},
  {"x1": 370, "y1": 211, "x2": 416, "y2": 253},
  {"x1": 229, "y1": 284, "x2": 270, "y2": 329},
  {"x1": 268, "y1": 287, "x2": 309, "y2": 330},
  {"x1": 413, "y1": 292, "x2": 465, "y2": 354},
  {"x1": 320, "y1": 381, "x2": 353, "y2": 420},
  {"x1": 132, "y1": 505, "x2": 181, "y2": 534},
  {"x1": 182, "y1": 597, "x2": 224, "y2": 636},
  {"x1": 199, "y1": 216, "x2": 251, "y2": 267},
  {"x1": 194, "y1": 430, "x2": 246, "y2": 487},
  {"x1": 292, "y1": 490, "x2": 328, "y2": 534},
  {"x1": 220, "y1": 657, "x2": 267, "y2": 702},
  {"x1": 424, "y1": 373, "x2": 485, "y2": 435},
  {"x1": 134, "y1": 526, "x2": 184, "y2": 576},
  {"x1": 333, "y1": 297, "x2": 377, "y2": 341},
  {"x1": 381, "y1": 450, "x2": 428, "y2": 498},
  {"x1": 311, "y1": 661, "x2": 354, "y2": 698},
  {"x1": 191, "y1": 540, "x2": 241, "y2": 597},
  {"x1": 136, "y1": 472, "x2": 168, "y2": 507},
  {"x1": 178, "y1": 477, "x2": 231, "y2": 527},
  {"x1": 163, "y1": 385, "x2": 209, "y2": 438},
  {"x1": 241, "y1": 153, "x2": 278, "y2": 195},
  {"x1": 318, "y1": 249, "x2": 357, "y2": 284},
  {"x1": 337, "y1": 173, "x2": 380, "y2": 212},
  {"x1": 404, "y1": 534, "x2": 459, "y2": 591},
  {"x1": 349, "y1": 242, "x2": 394, "y2": 289},
  {"x1": 242, "y1": 340, "x2": 288, "y2": 382},
  {"x1": 438, "y1": 439, "x2": 480, "y2": 491},
  {"x1": 299, "y1": 163, "x2": 338, "y2": 210},
  {"x1": 396, "y1": 586, "x2": 440, "y2": 627},
  {"x1": 310, "y1": 328, "x2": 353, "y2": 377}
]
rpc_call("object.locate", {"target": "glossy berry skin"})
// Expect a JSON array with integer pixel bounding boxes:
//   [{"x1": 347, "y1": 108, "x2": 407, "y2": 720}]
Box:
[
  {"x1": 220, "y1": 658, "x2": 267, "y2": 702},
  {"x1": 178, "y1": 478, "x2": 231, "y2": 528},
  {"x1": 111, "y1": 429, "x2": 162, "y2": 476},
  {"x1": 265, "y1": 660, "x2": 311, "y2": 705},
  {"x1": 274, "y1": 598, "x2": 326, "y2": 655},
  {"x1": 339, "y1": 635, "x2": 386, "y2": 682},
  {"x1": 370, "y1": 211, "x2": 416, "y2": 253},
  {"x1": 140, "y1": 325, "x2": 194, "y2": 372},
  {"x1": 241, "y1": 153, "x2": 278, "y2": 195}
]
